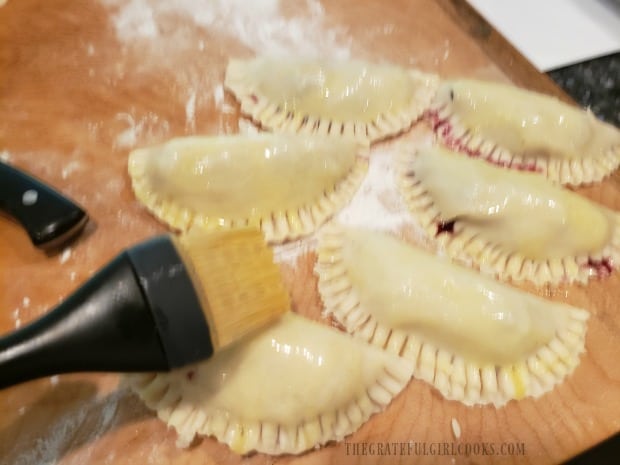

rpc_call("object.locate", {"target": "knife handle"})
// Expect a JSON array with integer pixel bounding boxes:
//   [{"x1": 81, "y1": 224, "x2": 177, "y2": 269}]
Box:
[{"x1": 0, "y1": 160, "x2": 89, "y2": 250}]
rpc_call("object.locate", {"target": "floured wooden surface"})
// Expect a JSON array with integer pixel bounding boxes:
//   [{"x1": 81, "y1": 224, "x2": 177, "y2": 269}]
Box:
[{"x1": 1, "y1": 0, "x2": 619, "y2": 464}]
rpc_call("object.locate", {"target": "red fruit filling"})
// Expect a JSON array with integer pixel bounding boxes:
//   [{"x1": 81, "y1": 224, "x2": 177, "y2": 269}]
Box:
[
  {"x1": 586, "y1": 257, "x2": 614, "y2": 277},
  {"x1": 425, "y1": 110, "x2": 541, "y2": 173}
]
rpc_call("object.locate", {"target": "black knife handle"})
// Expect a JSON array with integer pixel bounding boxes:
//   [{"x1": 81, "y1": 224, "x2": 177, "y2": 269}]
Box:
[{"x1": 0, "y1": 160, "x2": 88, "y2": 250}]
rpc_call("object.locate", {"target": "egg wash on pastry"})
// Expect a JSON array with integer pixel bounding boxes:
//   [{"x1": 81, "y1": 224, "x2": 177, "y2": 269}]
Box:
[
  {"x1": 128, "y1": 313, "x2": 413, "y2": 455},
  {"x1": 316, "y1": 225, "x2": 588, "y2": 407},
  {"x1": 397, "y1": 145, "x2": 620, "y2": 285},
  {"x1": 128, "y1": 133, "x2": 368, "y2": 243},
  {"x1": 426, "y1": 79, "x2": 620, "y2": 186},
  {"x1": 225, "y1": 56, "x2": 439, "y2": 144}
]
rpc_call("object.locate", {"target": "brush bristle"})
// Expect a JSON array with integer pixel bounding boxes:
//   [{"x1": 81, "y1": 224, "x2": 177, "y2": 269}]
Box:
[{"x1": 175, "y1": 228, "x2": 290, "y2": 350}]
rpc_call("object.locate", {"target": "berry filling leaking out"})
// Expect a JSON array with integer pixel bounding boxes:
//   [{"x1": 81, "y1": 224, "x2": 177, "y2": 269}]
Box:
[
  {"x1": 434, "y1": 218, "x2": 615, "y2": 279},
  {"x1": 425, "y1": 109, "x2": 542, "y2": 173},
  {"x1": 586, "y1": 257, "x2": 614, "y2": 277},
  {"x1": 436, "y1": 219, "x2": 455, "y2": 236}
]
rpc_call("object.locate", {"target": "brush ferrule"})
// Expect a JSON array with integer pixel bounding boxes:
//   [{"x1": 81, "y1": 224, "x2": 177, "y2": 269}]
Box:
[{"x1": 127, "y1": 235, "x2": 214, "y2": 368}]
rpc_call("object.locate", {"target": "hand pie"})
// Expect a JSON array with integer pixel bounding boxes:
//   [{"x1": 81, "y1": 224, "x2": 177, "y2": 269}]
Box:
[
  {"x1": 398, "y1": 145, "x2": 620, "y2": 285},
  {"x1": 128, "y1": 134, "x2": 368, "y2": 243},
  {"x1": 316, "y1": 225, "x2": 589, "y2": 406},
  {"x1": 225, "y1": 57, "x2": 439, "y2": 143},
  {"x1": 426, "y1": 79, "x2": 620, "y2": 185},
  {"x1": 128, "y1": 313, "x2": 413, "y2": 455}
]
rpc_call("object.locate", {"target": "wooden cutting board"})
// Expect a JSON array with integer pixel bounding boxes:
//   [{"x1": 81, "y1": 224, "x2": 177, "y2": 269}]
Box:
[{"x1": 1, "y1": 0, "x2": 619, "y2": 464}]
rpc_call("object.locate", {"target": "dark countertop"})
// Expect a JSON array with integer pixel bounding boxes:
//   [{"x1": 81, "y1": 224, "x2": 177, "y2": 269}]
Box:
[
  {"x1": 548, "y1": 52, "x2": 619, "y2": 127},
  {"x1": 550, "y1": 52, "x2": 619, "y2": 465}
]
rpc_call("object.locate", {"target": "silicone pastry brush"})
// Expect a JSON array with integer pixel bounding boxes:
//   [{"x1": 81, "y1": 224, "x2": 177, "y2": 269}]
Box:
[
  {"x1": 0, "y1": 160, "x2": 89, "y2": 250},
  {"x1": 0, "y1": 228, "x2": 290, "y2": 389}
]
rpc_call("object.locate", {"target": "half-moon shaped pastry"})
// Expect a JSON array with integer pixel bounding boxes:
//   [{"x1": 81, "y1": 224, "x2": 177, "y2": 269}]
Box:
[
  {"x1": 128, "y1": 313, "x2": 413, "y2": 455},
  {"x1": 426, "y1": 79, "x2": 620, "y2": 186},
  {"x1": 397, "y1": 145, "x2": 620, "y2": 285},
  {"x1": 316, "y1": 225, "x2": 589, "y2": 406},
  {"x1": 225, "y1": 57, "x2": 439, "y2": 143},
  {"x1": 128, "y1": 134, "x2": 368, "y2": 243}
]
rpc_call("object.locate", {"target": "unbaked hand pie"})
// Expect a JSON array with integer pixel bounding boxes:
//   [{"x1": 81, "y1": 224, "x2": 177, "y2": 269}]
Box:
[
  {"x1": 426, "y1": 79, "x2": 620, "y2": 185},
  {"x1": 316, "y1": 225, "x2": 589, "y2": 406},
  {"x1": 397, "y1": 145, "x2": 620, "y2": 285},
  {"x1": 128, "y1": 312, "x2": 413, "y2": 455},
  {"x1": 128, "y1": 134, "x2": 368, "y2": 243},
  {"x1": 225, "y1": 56, "x2": 439, "y2": 143}
]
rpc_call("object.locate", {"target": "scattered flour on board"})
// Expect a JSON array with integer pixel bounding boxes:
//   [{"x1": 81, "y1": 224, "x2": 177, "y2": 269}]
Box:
[
  {"x1": 12, "y1": 308, "x2": 21, "y2": 329},
  {"x1": 213, "y1": 84, "x2": 225, "y2": 108},
  {"x1": 100, "y1": 0, "x2": 352, "y2": 150},
  {"x1": 11, "y1": 297, "x2": 33, "y2": 329},
  {"x1": 11, "y1": 389, "x2": 124, "y2": 465},
  {"x1": 336, "y1": 133, "x2": 434, "y2": 246},
  {"x1": 273, "y1": 236, "x2": 317, "y2": 267},
  {"x1": 113, "y1": 112, "x2": 170, "y2": 149},
  {"x1": 213, "y1": 83, "x2": 236, "y2": 114},
  {"x1": 12, "y1": 406, "x2": 89, "y2": 465},
  {"x1": 273, "y1": 137, "x2": 431, "y2": 267},
  {"x1": 61, "y1": 160, "x2": 82, "y2": 180},
  {"x1": 451, "y1": 417, "x2": 462, "y2": 439},
  {"x1": 0, "y1": 149, "x2": 11, "y2": 162},
  {"x1": 104, "y1": 0, "x2": 158, "y2": 40},
  {"x1": 114, "y1": 113, "x2": 143, "y2": 149},
  {"x1": 337, "y1": 146, "x2": 418, "y2": 233},
  {"x1": 59, "y1": 248, "x2": 72, "y2": 265},
  {"x1": 101, "y1": 0, "x2": 351, "y2": 59},
  {"x1": 185, "y1": 90, "x2": 197, "y2": 132}
]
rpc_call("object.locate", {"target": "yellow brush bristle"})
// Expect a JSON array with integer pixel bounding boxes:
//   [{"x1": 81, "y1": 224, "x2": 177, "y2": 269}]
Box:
[{"x1": 174, "y1": 228, "x2": 290, "y2": 350}]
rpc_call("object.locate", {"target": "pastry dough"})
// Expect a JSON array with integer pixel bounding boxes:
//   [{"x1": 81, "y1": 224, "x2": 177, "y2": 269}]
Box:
[
  {"x1": 225, "y1": 57, "x2": 439, "y2": 143},
  {"x1": 128, "y1": 134, "x2": 368, "y2": 243},
  {"x1": 316, "y1": 225, "x2": 589, "y2": 406},
  {"x1": 397, "y1": 145, "x2": 620, "y2": 285},
  {"x1": 427, "y1": 79, "x2": 620, "y2": 186},
  {"x1": 128, "y1": 313, "x2": 413, "y2": 455}
]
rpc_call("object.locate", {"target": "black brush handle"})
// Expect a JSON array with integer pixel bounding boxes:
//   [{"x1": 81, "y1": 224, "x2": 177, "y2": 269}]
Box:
[
  {"x1": 0, "y1": 160, "x2": 88, "y2": 250},
  {"x1": 0, "y1": 252, "x2": 169, "y2": 389},
  {"x1": 0, "y1": 236, "x2": 213, "y2": 389}
]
